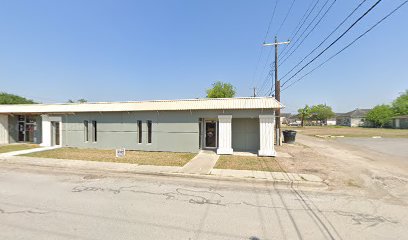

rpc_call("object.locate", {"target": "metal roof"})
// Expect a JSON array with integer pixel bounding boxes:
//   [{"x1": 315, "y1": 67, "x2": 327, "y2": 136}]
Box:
[
  {"x1": 0, "y1": 97, "x2": 283, "y2": 114},
  {"x1": 337, "y1": 108, "x2": 371, "y2": 118}
]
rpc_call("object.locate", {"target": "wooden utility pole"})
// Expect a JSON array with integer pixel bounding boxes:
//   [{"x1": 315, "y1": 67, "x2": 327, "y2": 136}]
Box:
[{"x1": 263, "y1": 36, "x2": 290, "y2": 145}]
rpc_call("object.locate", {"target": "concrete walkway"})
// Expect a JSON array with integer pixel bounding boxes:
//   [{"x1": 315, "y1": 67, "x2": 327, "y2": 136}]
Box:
[
  {"x1": 179, "y1": 150, "x2": 219, "y2": 174},
  {"x1": 0, "y1": 145, "x2": 61, "y2": 157}
]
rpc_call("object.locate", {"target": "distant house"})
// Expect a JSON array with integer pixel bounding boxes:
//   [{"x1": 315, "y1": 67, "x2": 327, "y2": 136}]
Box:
[
  {"x1": 326, "y1": 117, "x2": 337, "y2": 126},
  {"x1": 336, "y1": 109, "x2": 371, "y2": 127},
  {"x1": 280, "y1": 113, "x2": 292, "y2": 125},
  {"x1": 392, "y1": 115, "x2": 408, "y2": 129}
]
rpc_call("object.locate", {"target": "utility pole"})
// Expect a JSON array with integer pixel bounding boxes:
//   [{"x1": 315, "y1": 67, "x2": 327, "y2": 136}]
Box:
[
  {"x1": 253, "y1": 87, "x2": 257, "y2": 97},
  {"x1": 263, "y1": 36, "x2": 290, "y2": 146}
]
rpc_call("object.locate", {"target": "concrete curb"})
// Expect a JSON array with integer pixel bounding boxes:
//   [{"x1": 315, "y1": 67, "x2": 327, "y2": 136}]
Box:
[{"x1": 0, "y1": 156, "x2": 326, "y2": 189}]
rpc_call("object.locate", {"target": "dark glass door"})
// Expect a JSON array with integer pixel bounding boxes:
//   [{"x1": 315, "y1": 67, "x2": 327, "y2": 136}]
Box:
[
  {"x1": 18, "y1": 122, "x2": 25, "y2": 141},
  {"x1": 205, "y1": 121, "x2": 216, "y2": 148},
  {"x1": 51, "y1": 121, "x2": 60, "y2": 146}
]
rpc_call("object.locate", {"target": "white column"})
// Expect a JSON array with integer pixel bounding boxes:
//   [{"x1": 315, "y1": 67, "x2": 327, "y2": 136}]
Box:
[
  {"x1": 258, "y1": 115, "x2": 277, "y2": 157},
  {"x1": 40, "y1": 114, "x2": 51, "y2": 147},
  {"x1": 395, "y1": 118, "x2": 400, "y2": 128},
  {"x1": 217, "y1": 115, "x2": 233, "y2": 155},
  {"x1": 0, "y1": 114, "x2": 9, "y2": 144}
]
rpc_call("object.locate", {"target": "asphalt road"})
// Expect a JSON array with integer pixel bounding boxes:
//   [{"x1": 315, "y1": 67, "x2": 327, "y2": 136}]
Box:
[
  {"x1": 335, "y1": 137, "x2": 408, "y2": 159},
  {"x1": 0, "y1": 162, "x2": 406, "y2": 240}
]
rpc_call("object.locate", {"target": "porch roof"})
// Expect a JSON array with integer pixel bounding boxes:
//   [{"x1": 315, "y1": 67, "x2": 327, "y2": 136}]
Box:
[{"x1": 0, "y1": 97, "x2": 283, "y2": 114}]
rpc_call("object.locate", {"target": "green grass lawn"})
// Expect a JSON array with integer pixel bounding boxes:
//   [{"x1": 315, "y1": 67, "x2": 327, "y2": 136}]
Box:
[
  {"x1": 283, "y1": 126, "x2": 408, "y2": 138},
  {"x1": 0, "y1": 144, "x2": 39, "y2": 153},
  {"x1": 214, "y1": 155, "x2": 283, "y2": 172},
  {"x1": 23, "y1": 147, "x2": 196, "y2": 167}
]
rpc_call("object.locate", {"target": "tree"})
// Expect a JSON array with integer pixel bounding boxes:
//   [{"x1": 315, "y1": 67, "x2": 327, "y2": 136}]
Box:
[
  {"x1": 366, "y1": 104, "x2": 395, "y2": 128},
  {"x1": 392, "y1": 90, "x2": 408, "y2": 115},
  {"x1": 0, "y1": 92, "x2": 36, "y2": 104},
  {"x1": 206, "y1": 81, "x2": 236, "y2": 98},
  {"x1": 297, "y1": 105, "x2": 311, "y2": 127},
  {"x1": 67, "y1": 99, "x2": 88, "y2": 103},
  {"x1": 310, "y1": 104, "x2": 335, "y2": 124}
]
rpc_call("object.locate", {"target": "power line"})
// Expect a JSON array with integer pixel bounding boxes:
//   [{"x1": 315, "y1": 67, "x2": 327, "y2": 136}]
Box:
[
  {"x1": 281, "y1": 0, "x2": 408, "y2": 92},
  {"x1": 280, "y1": 0, "x2": 320, "y2": 56},
  {"x1": 281, "y1": 0, "x2": 383, "y2": 87},
  {"x1": 280, "y1": 0, "x2": 367, "y2": 81},
  {"x1": 279, "y1": 0, "x2": 337, "y2": 66},
  {"x1": 279, "y1": 0, "x2": 332, "y2": 61},
  {"x1": 276, "y1": 0, "x2": 297, "y2": 36},
  {"x1": 250, "y1": 0, "x2": 279, "y2": 91}
]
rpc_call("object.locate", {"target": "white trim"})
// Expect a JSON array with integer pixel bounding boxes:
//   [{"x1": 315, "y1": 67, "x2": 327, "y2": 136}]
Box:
[
  {"x1": 40, "y1": 115, "x2": 62, "y2": 147},
  {"x1": 0, "y1": 115, "x2": 8, "y2": 144},
  {"x1": 217, "y1": 115, "x2": 233, "y2": 155},
  {"x1": 258, "y1": 115, "x2": 276, "y2": 157}
]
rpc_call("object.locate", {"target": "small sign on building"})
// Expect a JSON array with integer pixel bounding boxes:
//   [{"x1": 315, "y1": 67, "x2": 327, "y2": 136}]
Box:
[{"x1": 116, "y1": 148, "x2": 126, "y2": 158}]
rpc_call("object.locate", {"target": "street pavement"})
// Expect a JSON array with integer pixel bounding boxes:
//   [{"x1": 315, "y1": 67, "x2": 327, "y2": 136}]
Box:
[
  {"x1": 335, "y1": 137, "x2": 408, "y2": 159},
  {"x1": 0, "y1": 161, "x2": 406, "y2": 240}
]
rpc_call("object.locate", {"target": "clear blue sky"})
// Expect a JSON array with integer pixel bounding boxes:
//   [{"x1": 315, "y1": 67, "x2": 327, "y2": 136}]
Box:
[{"x1": 1, "y1": 0, "x2": 407, "y2": 113}]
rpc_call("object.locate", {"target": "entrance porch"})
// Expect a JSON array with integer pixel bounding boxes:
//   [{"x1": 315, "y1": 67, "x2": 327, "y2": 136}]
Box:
[{"x1": 199, "y1": 114, "x2": 276, "y2": 157}]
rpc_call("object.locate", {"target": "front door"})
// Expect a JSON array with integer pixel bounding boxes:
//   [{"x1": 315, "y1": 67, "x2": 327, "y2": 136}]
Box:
[
  {"x1": 51, "y1": 121, "x2": 60, "y2": 146},
  {"x1": 205, "y1": 121, "x2": 217, "y2": 148}
]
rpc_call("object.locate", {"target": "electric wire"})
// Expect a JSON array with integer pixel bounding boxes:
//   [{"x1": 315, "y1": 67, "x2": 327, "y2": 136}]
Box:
[
  {"x1": 281, "y1": 0, "x2": 407, "y2": 91},
  {"x1": 281, "y1": 0, "x2": 383, "y2": 88}
]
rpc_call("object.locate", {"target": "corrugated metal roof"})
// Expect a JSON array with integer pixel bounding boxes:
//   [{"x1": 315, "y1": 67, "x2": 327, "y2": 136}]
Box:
[{"x1": 0, "y1": 97, "x2": 283, "y2": 114}]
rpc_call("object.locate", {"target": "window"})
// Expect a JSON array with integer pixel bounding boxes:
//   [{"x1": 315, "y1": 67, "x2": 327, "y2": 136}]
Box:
[
  {"x1": 137, "y1": 120, "x2": 142, "y2": 143},
  {"x1": 147, "y1": 120, "x2": 152, "y2": 144},
  {"x1": 84, "y1": 120, "x2": 89, "y2": 142},
  {"x1": 92, "y1": 121, "x2": 97, "y2": 142}
]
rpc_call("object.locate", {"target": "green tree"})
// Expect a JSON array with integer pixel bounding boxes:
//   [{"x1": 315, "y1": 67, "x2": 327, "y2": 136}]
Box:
[
  {"x1": 392, "y1": 90, "x2": 408, "y2": 115},
  {"x1": 366, "y1": 104, "x2": 395, "y2": 127},
  {"x1": 310, "y1": 104, "x2": 335, "y2": 124},
  {"x1": 297, "y1": 105, "x2": 311, "y2": 127},
  {"x1": 0, "y1": 92, "x2": 36, "y2": 104},
  {"x1": 206, "y1": 81, "x2": 236, "y2": 98},
  {"x1": 67, "y1": 99, "x2": 88, "y2": 103}
]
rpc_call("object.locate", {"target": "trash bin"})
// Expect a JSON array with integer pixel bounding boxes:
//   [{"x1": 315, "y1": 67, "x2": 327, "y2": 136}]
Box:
[{"x1": 283, "y1": 130, "x2": 297, "y2": 144}]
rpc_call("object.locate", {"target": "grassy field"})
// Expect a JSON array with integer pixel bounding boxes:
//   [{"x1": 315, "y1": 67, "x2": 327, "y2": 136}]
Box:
[
  {"x1": 24, "y1": 148, "x2": 196, "y2": 167},
  {"x1": 0, "y1": 144, "x2": 39, "y2": 153},
  {"x1": 283, "y1": 126, "x2": 408, "y2": 138},
  {"x1": 214, "y1": 155, "x2": 283, "y2": 172}
]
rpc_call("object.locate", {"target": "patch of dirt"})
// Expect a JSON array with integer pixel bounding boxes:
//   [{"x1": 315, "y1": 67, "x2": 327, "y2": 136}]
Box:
[{"x1": 275, "y1": 135, "x2": 408, "y2": 205}]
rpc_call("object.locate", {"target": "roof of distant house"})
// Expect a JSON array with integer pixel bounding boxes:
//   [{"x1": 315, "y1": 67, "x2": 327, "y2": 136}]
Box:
[
  {"x1": 392, "y1": 115, "x2": 408, "y2": 119},
  {"x1": 337, "y1": 109, "x2": 371, "y2": 118},
  {"x1": 0, "y1": 97, "x2": 283, "y2": 114}
]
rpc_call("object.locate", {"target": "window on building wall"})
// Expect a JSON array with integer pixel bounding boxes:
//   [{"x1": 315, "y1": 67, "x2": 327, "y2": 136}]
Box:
[
  {"x1": 84, "y1": 120, "x2": 89, "y2": 142},
  {"x1": 147, "y1": 120, "x2": 152, "y2": 144},
  {"x1": 92, "y1": 121, "x2": 97, "y2": 142},
  {"x1": 137, "y1": 120, "x2": 142, "y2": 143}
]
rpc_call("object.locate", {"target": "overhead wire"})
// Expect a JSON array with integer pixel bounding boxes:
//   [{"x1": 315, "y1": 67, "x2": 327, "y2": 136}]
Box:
[
  {"x1": 280, "y1": 0, "x2": 367, "y2": 80},
  {"x1": 281, "y1": 0, "x2": 383, "y2": 88},
  {"x1": 279, "y1": 0, "x2": 337, "y2": 66},
  {"x1": 279, "y1": 0, "x2": 332, "y2": 61},
  {"x1": 281, "y1": 0, "x2": 408, "y2": 92}
]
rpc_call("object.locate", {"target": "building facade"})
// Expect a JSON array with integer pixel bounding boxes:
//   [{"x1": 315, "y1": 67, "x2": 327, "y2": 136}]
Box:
[
  {"x1": 336, "y1": 109, "x2": 371, "y2": 127},
  {"x1": 0, "y1": 97, "x2": 282, "y2": 156},
  {"x1": 392, "y1": 115, "x2": 408, "y2": 129}
]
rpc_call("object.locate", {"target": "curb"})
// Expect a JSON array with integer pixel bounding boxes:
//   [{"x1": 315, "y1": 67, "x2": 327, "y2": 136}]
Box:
[{"x1": 0, "y1": 156, "x2": 327, "y2": 189}]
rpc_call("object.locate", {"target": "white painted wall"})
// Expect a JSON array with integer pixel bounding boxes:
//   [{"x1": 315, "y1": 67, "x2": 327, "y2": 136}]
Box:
[
  {"x1": 217, "y1": 115, "x2": 233, "y2": 155},
  {"x1": 258, "y1": 115, "x2": 276, "y2": 157},
  {"x1": 40, "y1": 115, "x2": 62, "y2": 147},
  {"x1": 0, "y1": 115, "x2": 9, "y2": 144}
]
